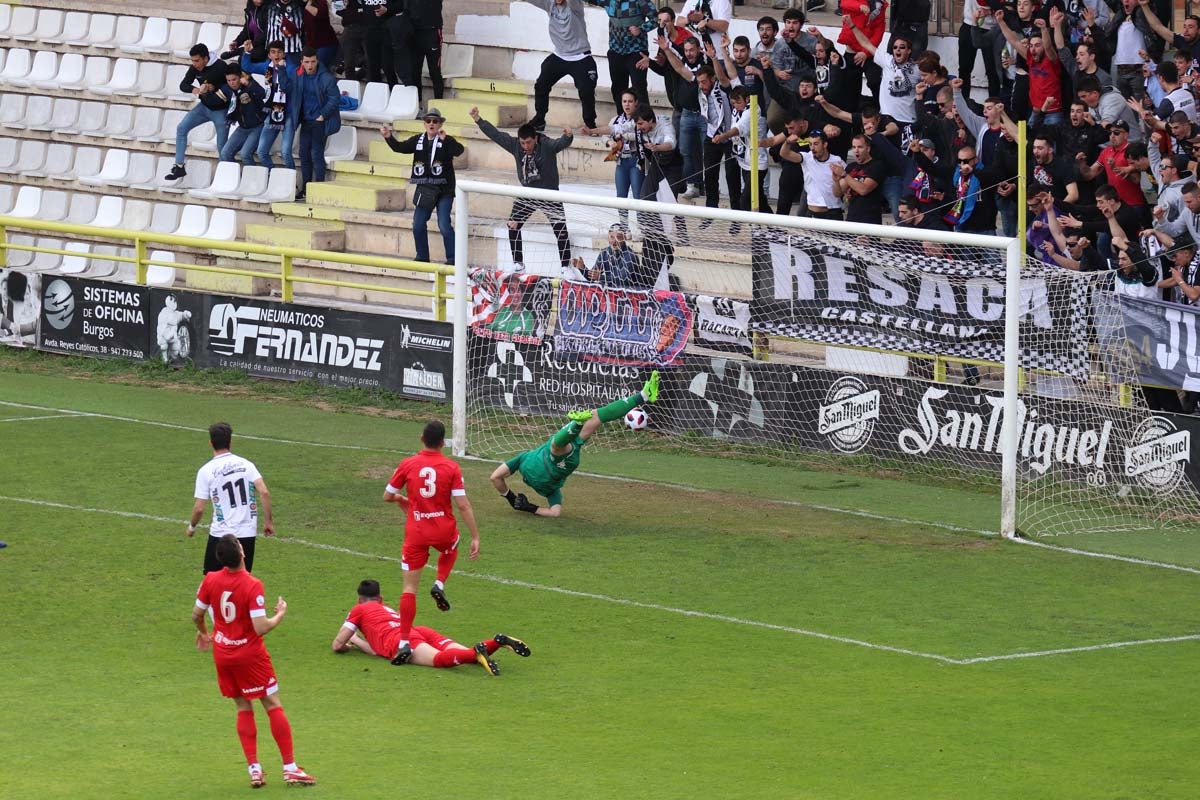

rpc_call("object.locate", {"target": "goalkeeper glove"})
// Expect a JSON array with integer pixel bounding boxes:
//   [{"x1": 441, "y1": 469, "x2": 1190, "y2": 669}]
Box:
[
  {"x1": 513, "y1": 493, "x2": 539, "y2": 514},
  {"x1": 503, "y1": 490, "x2": 518, "y2": 508}
]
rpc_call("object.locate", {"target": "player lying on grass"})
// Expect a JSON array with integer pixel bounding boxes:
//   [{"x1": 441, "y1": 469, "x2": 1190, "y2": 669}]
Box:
[
  {"x1": 331, "y1": 580, "x2": 531, "y2": 676},
  {"x1": 489, "y1": 370, "x2": 660, "y2": 517}
]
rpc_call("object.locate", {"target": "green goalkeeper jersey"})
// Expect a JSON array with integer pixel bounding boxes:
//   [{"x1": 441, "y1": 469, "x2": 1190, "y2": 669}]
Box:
[{"x1": 505, "y1": 435, "x2": 586, "y2": 507}]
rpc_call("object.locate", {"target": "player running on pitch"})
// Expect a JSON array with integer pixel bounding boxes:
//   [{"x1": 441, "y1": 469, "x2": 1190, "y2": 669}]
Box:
[{"x1": 489, "y1": 370, "x2": 660, "y2": 517}]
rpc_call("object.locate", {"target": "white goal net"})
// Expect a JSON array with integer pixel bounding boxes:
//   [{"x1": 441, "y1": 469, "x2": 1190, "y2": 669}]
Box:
[{"x1": 453, "y1": 180, "x2": 1200, "y2": 537}]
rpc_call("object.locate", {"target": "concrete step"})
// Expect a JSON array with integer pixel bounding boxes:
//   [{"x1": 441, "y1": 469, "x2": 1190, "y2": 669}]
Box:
[
  {"x1": 452, "y1": 89, "x2": 530, "y2": 109},
  {"x1": 306, "y1": 176, "x2": 408, "y2": 211},
  {"x1": 451, "y1": 77, "x2": 530, "y2": 96},
  {"x1": 413, "y1": 98, "x2": 525, "y2": 127},
  {"x1": 271, "y1": 201, "x2": 345, "y2": 222},
  {"x1": 246, "y1": 218, "x2": 346, "y2": 251},
  {"x1": 332, "y1": 159, "x2": 413, "y2": 182}
]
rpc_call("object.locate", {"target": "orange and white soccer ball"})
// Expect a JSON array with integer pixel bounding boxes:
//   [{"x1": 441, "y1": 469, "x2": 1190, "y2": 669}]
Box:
[{"x1": 624, "y1": 407, "x2": 648, "y2": 431}]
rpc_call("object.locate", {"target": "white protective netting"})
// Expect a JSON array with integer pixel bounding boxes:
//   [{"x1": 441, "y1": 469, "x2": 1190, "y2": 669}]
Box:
[{"x1": 459, "y1": 184, "x2": 1200, "y2": 536}]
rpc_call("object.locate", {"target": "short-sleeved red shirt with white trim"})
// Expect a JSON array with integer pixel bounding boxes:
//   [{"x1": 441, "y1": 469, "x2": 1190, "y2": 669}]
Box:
[
  {"x1": 385, "y1": 450, "x2": 465, "y2": 540},
  {"x1": 196, "y1": 568, "x2": 268, "y2": 665}
]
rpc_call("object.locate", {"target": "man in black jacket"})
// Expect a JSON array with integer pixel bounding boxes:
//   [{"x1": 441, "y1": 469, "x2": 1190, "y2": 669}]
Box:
[
  {"x1": 409, "y1": 0, "x2": 446, "y2": 103},
  {"x1": 165, "y1": 44, "x2": 232, "y2": 182},
  {"x1": 221, "y1": 65, "x2": 269, "y2": 164},
  {"x1": 380, "y1": 106, "x2": 465, "y2": 264}
]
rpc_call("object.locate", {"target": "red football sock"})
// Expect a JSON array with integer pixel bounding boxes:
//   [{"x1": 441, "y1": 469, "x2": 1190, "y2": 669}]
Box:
[
  {"x1": 435, "y1": 548, "x2": 458, "y2": 584},
  {"x1": 433, "y1": 647, "x2": 478, "y2": 668},
  {"x1": 482, "y1": 639, "x2": 500, "y2": 655},
  {"x1": 236, "y1": 710, "x2": 258, "y2": 765},
  {"x1": 399, "y1": 592, "x2": 416, "y2": 641},
  {"x1": 266, "y1": 706, "x2": 294, "y2": 765}
]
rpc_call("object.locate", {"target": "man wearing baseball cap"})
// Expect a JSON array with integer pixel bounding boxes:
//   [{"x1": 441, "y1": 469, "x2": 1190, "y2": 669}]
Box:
[{"x1": 379, "y1": 106, "x2": 466, "y2": 265}]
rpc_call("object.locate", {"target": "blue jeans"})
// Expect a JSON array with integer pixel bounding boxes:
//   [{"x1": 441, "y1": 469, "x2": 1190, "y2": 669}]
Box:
[
  {"x1": 614, "y1": 156, "x2": 643, "y2": 204},
  {"x1": 175, "y1": 104, "x2": 227, "y2": 164},
  {"x1": 1028, "y1": 110, "x2": 1064, "y2": 129},
  {"x1": 679, "y1": 109, "x2": 705, "y2": 189},
  {"x1": 882, "y1": 174, "x2": 904, "y2": 220},
  {"x1": 256, "y1": 120, "x2": 297, "y2": 170},
  {"x1": 412, "y1": 192, "x2": 454, "y2": 264},
  {"x1": 316, "y1": 44, "x2": 339, "y2": 70},
  {"x1": 997, "y1": 195, "x2": 1017, "y2": 237},
  {"x1": 298, "y1": 120, "x2": 328, "y2": 187},
  {"x1": 221, "y1": 125, "x2": 263, "y2": 163}
]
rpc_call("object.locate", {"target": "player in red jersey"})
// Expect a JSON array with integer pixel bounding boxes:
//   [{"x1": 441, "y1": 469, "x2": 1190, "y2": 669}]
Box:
[
  {"x1": 331, "y1": 579, "x2": 531, "y2": 676},
  {"x1": 384, "y1": 420, "x2": 481, "y2": 666},
  {"x1": 192, "y1": 534, "x2": 316, "y2": 789}
]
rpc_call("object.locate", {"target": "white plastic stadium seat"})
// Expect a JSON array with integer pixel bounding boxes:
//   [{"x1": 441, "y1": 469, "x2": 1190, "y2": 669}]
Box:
[
  {"x1": 0, "y1": 136, "x2": 19, "y2": 172},
  {"x1": 0, "y1": 140, "x2": 47, "y2": 176},
  {"x1": 8, "y1": 186, "x2": 43, "y2": 217},
  {"x1": 2, "y1": 8, "x2": 37, "y2": 41},
  {"x1": 146, "y1": 250, "x2": 178, "y2": 287},
  {"x1": 11, "y1": 188, "x2": 69, "y2": 222},
  {"x1": 98, "y1": 105, "x2": 136, "y2": 138},
  {"x1": 107, "y1": 152, "x2": 157, "y2": 188},
  {"x1": 337, "y1": 80, "x2": 361, "y2": 103},
  {"x1": 57, "y1": 242, "x2": 93, "y2": 276},
  {"x1": 342, "y1": 81, "x2": 388, "y2": 122},
  {"x1": 60, "y1": 56, "x2": 112, "y2": 91},
  {"x1": 61, "y1": 101, "x2": 108, "y2": 136},
  {"x1": 84, "y1": 245, "x2": 120, "y2": 279},
  {"x1": 132, "y1": 156, "x2": 178, "y2": 191},
  {"x1": 24, "y1": 9, "x2": 65, "y2": 44},
  {"x1": 46, "y1": 12, "x2": 90, "y2": 46},
  {"x1": 324, "y1": 126, "x2": 358, "y2": 165},
  {"x1": 27, "y1": 238, "x2": 65, "y2": 273},
  {"x1": 7, "y1": 50, "x2": 56, "y2": 88},
  {"x1": 122, "y1": 61, "x2": 166, "y2": 97},
  {"x1": 0, "y1": 6, "x2": 11, "y2": 38},
  {"x1": 152, "y1": 109, "x2": 186, "y2": 143},
  {"x1": 172, "y1": 205, "x2": 210, "y2": 237},
  {"x1": 63, "y1": 147, "x2": 104, "y2": 182},
  {"x1": 0, "y1": 183, "x2": 13, "y2": 214},
  {"x1": 0, "y1": 49, "x2": 32, "y2": 84},
  {"x1": 202, "y1": 208, "x2": 238, "y2": 240},
  {"x1": 150, "y1": 64, "x2": 191, "y2": 99},
  {"x1": 4, "y1": 234, "x2": 36, "y2": 269},
  {"x1": 89, "y1": 195, "x2": 126, "y2": 228},
  {"x1": 24, "y1": 143, "x2": 76, "y2": 180},
  {"x1": 120, "y1": 199, "x2": 154, "y2": 231},
  {"x1": 244, "y1": 168, "x2": 297, "y2": 204},
  {"x1": 36, "y1": 52, "x2": 85, "y2": 90},
  {"x1": 113, "y1": 106, "x2": 162, "y2": 142},
  {"x1": 16, "y1": 95, "x2": 54, "y2": 131},
  {"x1": 121, "y1": 16, "x2": 169, "y2": 55},
  {"x1": 216, "y1": 165, "x2": 268, "y2": 200},
  {"x1": 189, "y1": 161, "x2": 241, "y2": 200},
  {"x1": 438, "y1": 44, "x2": 474, "y2": 79},
  {"x1": 65, "y1": 193, "x2": 100, "y2": 225},
  {"x1": 92, "y1": 57, "x2": 138, "y2": 95},
  {"x1": 96, "y1": 16, "x2": 144, "y2": 51},
  {"x1": 180, "y1": 22, "x2": 224, "y2": 59},
  {"x1": 0, "y1": 94, "x2": 26, "y2": 127},
  {"x1": 191, "y1": 124, "x2": 218, "y2": 152},
  {"x1": 149, "y1": 202, "x2": 182, "y2": 233},
  {"x1": 44, "y1": 98, "x2": 82, "y2": 133},
  {"x1": 154, "y1": 21, "x2": 198, "y2": 58},
  {"x1": 79, "y1": 149, "x2": 131, "y2": 186},
  {"x1": 75, "y1": 14, "x2": 116, "y2": 48},
  {"x1": 162, "y1": 160, "x2": 213, "y2": 194},
  {"x1": 383, "y1": 85, "x2": 419, "y2": 121}
]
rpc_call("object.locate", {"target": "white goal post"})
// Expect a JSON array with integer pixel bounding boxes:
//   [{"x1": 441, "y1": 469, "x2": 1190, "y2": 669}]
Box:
[{"x1": 451, "y1": 176, "x2": 1190, "y2": 537}]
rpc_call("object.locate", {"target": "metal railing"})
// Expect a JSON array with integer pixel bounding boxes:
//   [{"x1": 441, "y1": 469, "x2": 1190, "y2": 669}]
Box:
[{"x1": 0, "y1": 216, "x2": 455, "y2": 320}]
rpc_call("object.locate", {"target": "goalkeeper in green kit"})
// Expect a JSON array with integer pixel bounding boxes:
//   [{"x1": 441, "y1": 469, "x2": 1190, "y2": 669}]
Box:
[{"x1": 490, "y1": 371, "x2": 660, "y2": 517}]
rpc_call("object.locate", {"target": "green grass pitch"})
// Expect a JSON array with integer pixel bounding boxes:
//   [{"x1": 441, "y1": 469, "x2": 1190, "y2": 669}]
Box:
[{"x1": 2, "y1": 355, "x2": 1199, "y2": 799}]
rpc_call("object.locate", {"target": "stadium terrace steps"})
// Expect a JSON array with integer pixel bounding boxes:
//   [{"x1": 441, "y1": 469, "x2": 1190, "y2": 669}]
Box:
[
  {"x1": 304, "y1": 176, "x2": 408, "y2": 211},
  {"x1": 244, "y1": 219, "x2": 346, "y2": 252}
]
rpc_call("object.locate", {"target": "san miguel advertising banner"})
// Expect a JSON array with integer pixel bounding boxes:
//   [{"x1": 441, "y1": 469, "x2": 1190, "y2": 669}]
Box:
[
  {"x1": 749, "y1": 232, "x2": 1093, "y2": 379},
  {"x1": 666, "y1": 355, "x2": 1199, "y2": 496},
  {"x1": 1118, "y1": 294, "x2": 1200, "y2": 391},
  {"x1": 469, "y1": 269, "x2": 694, "y2": 367}
]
